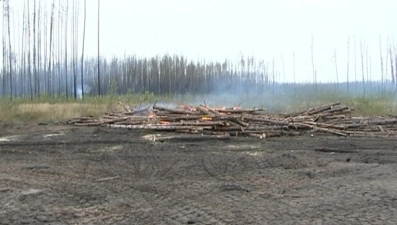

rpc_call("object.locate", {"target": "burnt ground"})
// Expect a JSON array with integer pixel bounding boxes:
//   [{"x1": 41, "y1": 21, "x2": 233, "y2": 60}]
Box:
[{"x1": 0, "y1": 124, "x2": 397, "y2": 225}]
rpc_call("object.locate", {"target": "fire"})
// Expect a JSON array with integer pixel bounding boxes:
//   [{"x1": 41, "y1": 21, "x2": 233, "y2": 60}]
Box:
[
  {"x1": 147, "y1": 112, "x2": 156, "y2": 119},
  {"x1": 201, "y1": 117, "x2": 212, "y2": 121}
]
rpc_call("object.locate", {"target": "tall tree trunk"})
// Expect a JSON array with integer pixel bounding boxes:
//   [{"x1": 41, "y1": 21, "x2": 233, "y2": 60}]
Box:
[
  {"x1": 28, "y1": 0, "x2": 33, "y2": 100},
  {"x1": 21, "y1": 1, "x2": 26, "y2": 97},
  {"x1": 81, "y1": 0, "x2": 86, "y2": 99},
  {"x1": 33, "y1": 0, "x2": 38, "y2": 97},
  {"x1": 311, "y1": 35, "x2": 316, "y2": 90},
  {"x1": 360, "y1": 39, "x2": 366, "y2": 96},
  {"x1": 72, "y1": 0, "x2": 76, "y2": 99},
  {"x1": 57, "y1": 0, "x2": 62, "y2": 97},
  {"x1": 97, "y1": 0, "x2": 101, "y2": 96},
  {"x1": 37, "y1": 0, "x2": 41, "y2": 96},
  {"x1": 47, "y1": 0, "x2": 55, "y2": 97},
  {"x1": 346, "y1": 37, "x2": 350, "y2": 93},
  {"x1": 65, "y1": 0, "x2": 69, "y2": 99},
  {"x1": 293, "y1": 52, "x2": 296, "y2": 94},
  {"x1": 72, "y1": 0, "x2": 79, "y2": 99},
  {"x1": 2, "y1": 1, "x2": 6, "y2": 97},
  {"x1": 333, "y1": 49, "x2": 339, "y2": 90},
  {"x1": 390, "y1": 47, "x2": 395, "y2": 89},
  {"x1": 7, "y1": 0, "x2": 13, "y2": 99}
]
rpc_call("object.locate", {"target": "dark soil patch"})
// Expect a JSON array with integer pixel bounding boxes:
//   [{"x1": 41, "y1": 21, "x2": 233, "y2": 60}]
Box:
[{"x1": 0, "y1": 125, "x2": 397, "y2": 224}]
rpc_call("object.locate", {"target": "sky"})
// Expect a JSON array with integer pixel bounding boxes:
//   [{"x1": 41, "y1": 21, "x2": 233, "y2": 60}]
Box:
[{"x1": 1, "y1": 0, "x2": 397, "y2": 83}]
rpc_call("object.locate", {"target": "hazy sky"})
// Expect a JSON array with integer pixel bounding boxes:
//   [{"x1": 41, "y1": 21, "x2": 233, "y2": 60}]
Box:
[{"x1": 2, "y1": 0, "x2": 397, "y2": 82}]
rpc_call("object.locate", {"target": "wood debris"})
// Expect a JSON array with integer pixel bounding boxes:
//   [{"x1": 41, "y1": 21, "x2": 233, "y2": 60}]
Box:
[{"x1": 67, "y1": 102, "x2": 397, "y2": 139}]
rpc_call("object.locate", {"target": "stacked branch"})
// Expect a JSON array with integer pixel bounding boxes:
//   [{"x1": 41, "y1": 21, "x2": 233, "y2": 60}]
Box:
[{"x1": 67, "y1": 102, "x2": 397, "y2": 139}]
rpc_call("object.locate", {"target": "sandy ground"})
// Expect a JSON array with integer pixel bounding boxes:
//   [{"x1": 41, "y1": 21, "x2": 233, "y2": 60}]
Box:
[{"x1": 0, "y1": 124, "x2": 397, "y2": 225}]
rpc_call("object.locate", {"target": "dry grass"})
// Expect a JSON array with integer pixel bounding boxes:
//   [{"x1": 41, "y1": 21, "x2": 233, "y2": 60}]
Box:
[
  {"x1": 0, "y1": 93, "x2": 158, "y2": 123},
  {"x1": 0, "y1": 103, "x2": 121, "y2": 123},
  {"x1": 0, "y1": 92, "x2": 396, "y2": 123}
]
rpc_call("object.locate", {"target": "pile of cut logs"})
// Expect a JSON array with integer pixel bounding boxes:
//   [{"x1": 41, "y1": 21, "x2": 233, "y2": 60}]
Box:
[{"x1": 67, "y1": 102, "x2": 397, "y2": 139}]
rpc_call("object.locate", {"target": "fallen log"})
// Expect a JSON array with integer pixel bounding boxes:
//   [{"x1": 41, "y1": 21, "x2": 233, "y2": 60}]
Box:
[
  {"x1": 151, "y1": 134, "x2": 231, "y2": 142},
  {"x1": 74, "y1": 122, "x2": 103, "y2": 126},
  {"x1": 196, "y1": 106, "x2": 215, "y2": 116},
  {"x1": 70, "y1": 103, "x2": 397, "y2": 139},
  {"x1": 153, "y1": 105, "x2": 198, "y2": 115},
  {"x1": 217, "y1": 108, "x2": 266, "y2": 114},
  {"x1": 305, "y1": 102, "x2": 341, "y2": 115},
  {"x1": 124, "y1": 106, "x2": 151, "y2": 116},
  {"x1": 312, "y1": 127, "x2": 348, "y2": 137},
  {"x1": 200, "y1": 105, "x2": 222, "y2": 116},
  {"x1": 300, "y1": 123, "x2": 348, "y2": 136},
  {"x1": 109, "y1": 124, "x2": 213, "y2": 131},
  {"x1": 246, "y1": 117, "x2": 289, "y2": 125}
]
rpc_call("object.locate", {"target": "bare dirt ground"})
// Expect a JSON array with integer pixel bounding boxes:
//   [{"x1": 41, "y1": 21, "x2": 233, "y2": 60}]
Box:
[{"x1": 1, "y1": 124, "x2": 397, "y2": 225}]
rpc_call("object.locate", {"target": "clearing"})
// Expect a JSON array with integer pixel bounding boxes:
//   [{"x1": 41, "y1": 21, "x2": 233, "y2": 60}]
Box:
[{"x1": 0, "y1": 124, "x2": 397, "y2": 224}]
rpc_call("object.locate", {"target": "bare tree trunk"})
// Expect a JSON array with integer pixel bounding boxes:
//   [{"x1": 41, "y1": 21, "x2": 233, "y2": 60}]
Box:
[
  {"x1": 81, "y1": 0, "x2": 86, "y2": 99},
  {"x1": 392, "y1": 47, "x2": 397, "y2": 88},
  {"x1": 37, "y1": 0, "x2": 41, "y2": 96},
  {"x1": 366, "y1": 47, "x2": 370, "y2": 82},
  {"x1": 33, "y1": 0, "x2": 38, "y2": 97},
  {"x1": 97, "y1": 0, "x2": 101, "y2": 96},
  {"x1": 65, "y1": 0, "x2": 69, "y2": 99},
  {"x1": 384, "y1": 37, "x2": 389, "y2": 89},
  {"x1": 311, "y1": 35, "x2": 316, "y2": 91},
  {"x1": 354, "y1": 35, "x2": 357, "y2": 92},
  {"x1": 346, "y1": 37, "x2": 350, "y2": 92},
  {"x1": 379, "y1": 36, "x2": 384, "y2": 92},
  {"x1": 28, "y1": 0, "x2": 33, "y2": 100},
  {"x1": 2, "y1": 1, "x2": 6, "y2": 97},
  {"x1": 333, "y1": 49, "x2": 339, "y2": 90},
  {"x1": 7, "y1": 0, "x2": 13, "y2": 99},
  {"x1": 272, "y1": 58, "x2": 275, "y2": 95},
  {"x1": 281, "y1": 54, "x2": 285, "y2": 91},
  {"x1": 360, "y1": 39, "x2": 366, "y2": 96},
  {"x1": 21, "y1": 1, "x2": 26, "y2": 97},
  {"x1": 72, "y1": 0, "x2": 77, "y2": 99},
  {"x1": 390, "y1": 47, "x2": 395, "y2": 90},
  {"x1": 57, "y1": 0, "x2": 62, "y2": 97},
  {"x1": 293, "y1": 52, "x2": 296, "y2": 94},
  {"x1": 47, "y1": 0, "x2": 55, "y2": 97}
]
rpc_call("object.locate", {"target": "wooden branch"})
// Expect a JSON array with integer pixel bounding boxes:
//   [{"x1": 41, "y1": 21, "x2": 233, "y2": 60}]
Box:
[
  {"x1": 305, "y1": 102, "x2": 341, "y2": 115},
  {"x1": 153, "y1": 134, "x2": 231, "y2": 142},
  {"x1": 70, "y1": 103, "x2": 397, "y2": 138},
  {"x1": 154, "y1": 105, "x2": 198, "y2": 115},
  {"x1": 196, "y1": 106, "x2": 215, "y2": 116}
]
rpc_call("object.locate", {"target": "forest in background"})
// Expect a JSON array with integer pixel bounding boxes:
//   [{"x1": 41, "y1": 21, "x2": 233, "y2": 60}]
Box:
[{"x1": 1, "y1": 0, "x2": 397, "y2": 101}]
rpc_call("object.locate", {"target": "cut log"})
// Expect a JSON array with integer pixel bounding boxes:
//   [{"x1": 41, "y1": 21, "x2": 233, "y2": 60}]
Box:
[
  {"x1": 196, "y1": 106, "x2": 215, "y2": 116},
  {"x1": 70, "y1": 103, "x2": 397, "y2": 139},
  {"x1": 305, "y1": 102, "x2": 341, "y2": 115},
  {"x1": 154, "y1": 105, "x2": 199, "y2": 115},
  {"x1": 153, "y1": 134, "x2": 231, "y2": 142}
]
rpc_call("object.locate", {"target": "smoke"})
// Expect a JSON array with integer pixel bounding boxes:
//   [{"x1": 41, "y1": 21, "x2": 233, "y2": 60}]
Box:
[
  {"x1": 173, "y1": 77, "x2": 396, "y2": 113},
  {"x1": 76, "y1": 84, "x2": 91, "y2": 99}
]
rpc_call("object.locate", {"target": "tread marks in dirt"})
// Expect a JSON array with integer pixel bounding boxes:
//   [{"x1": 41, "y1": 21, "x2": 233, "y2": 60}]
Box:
[
  {"x1": 138, "y1": 183, "x2": 235, "y2": 225},
  {"x1": 95, "y1": 150, "x2": 180, "y2": 181},
  {"x1": 201, "y1": 152, "x2": 249, "y2": 181}
]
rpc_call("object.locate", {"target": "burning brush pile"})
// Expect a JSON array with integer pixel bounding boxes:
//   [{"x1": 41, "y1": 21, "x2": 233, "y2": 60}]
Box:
[{"x1": 67, "y1": 102, "x2": 397, "y2": 140}]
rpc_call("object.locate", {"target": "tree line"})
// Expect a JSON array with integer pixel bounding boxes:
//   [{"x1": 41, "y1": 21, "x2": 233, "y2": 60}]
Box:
[{"x1": 1, "y1": 0, "x2": 397, "y2": 100}]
